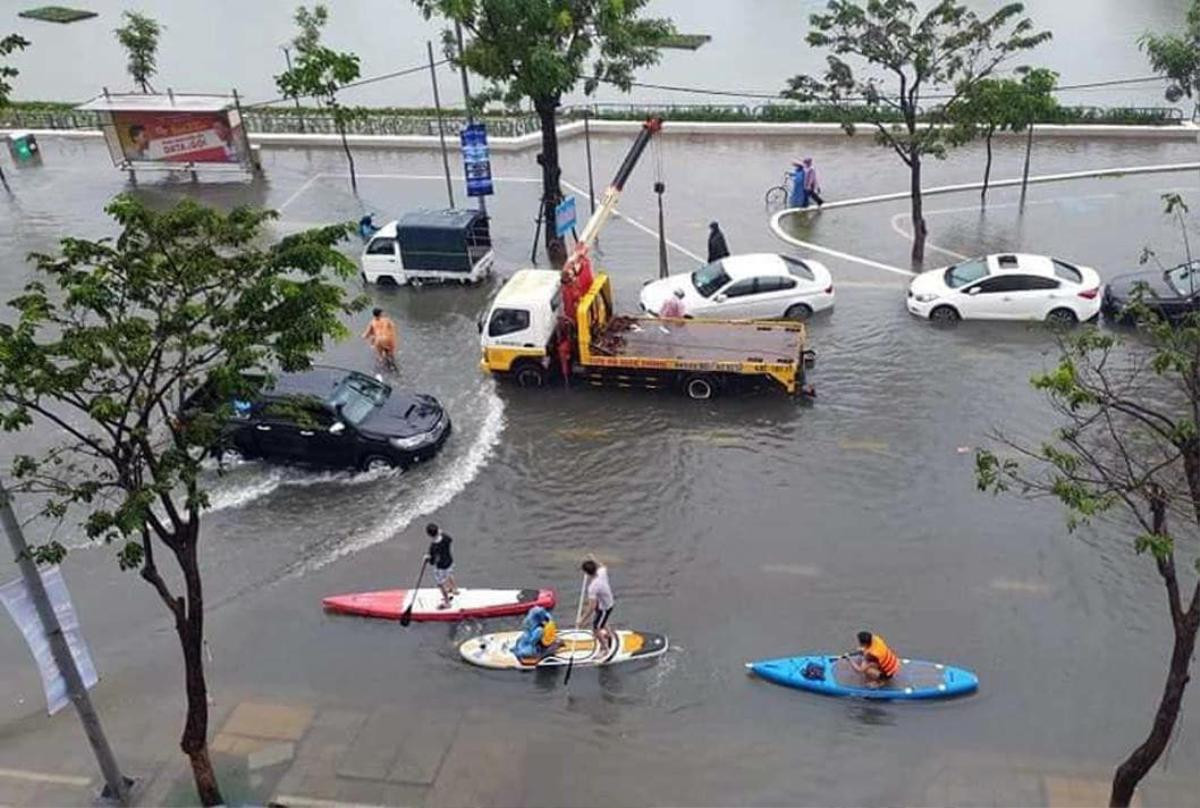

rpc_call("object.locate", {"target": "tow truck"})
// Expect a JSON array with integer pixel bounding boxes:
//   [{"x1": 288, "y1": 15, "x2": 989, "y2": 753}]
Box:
[{"x1": 480, "y1": 118, "x2": 814, "y2": 400}]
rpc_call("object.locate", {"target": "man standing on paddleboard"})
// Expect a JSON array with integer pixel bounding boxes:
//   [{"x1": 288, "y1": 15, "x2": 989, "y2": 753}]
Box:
[
  {"x1": 580, "y1": 557, "x2": 615, "y2": 654},
  {"x1": 425, "y1": 523, "x2": 458, "y2": 609}
]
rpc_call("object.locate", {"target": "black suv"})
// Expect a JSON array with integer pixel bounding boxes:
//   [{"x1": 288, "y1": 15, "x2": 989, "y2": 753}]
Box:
[{"x1": 185, "y1": 366, "x2": 451, "y2": 471}]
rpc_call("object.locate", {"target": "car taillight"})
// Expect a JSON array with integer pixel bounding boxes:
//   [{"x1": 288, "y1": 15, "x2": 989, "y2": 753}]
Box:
[
  {"x1": 1078, "y1": 287, "x2": 1099, "y2": 300},
  {"x1": 824, "y1": 284, "x2": 834, "y2": 294}
]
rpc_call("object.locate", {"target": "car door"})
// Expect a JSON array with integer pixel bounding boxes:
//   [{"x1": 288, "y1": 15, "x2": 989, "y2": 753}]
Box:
[
  {"x1": 1010, "y1": 275, "x2": 1064, "y2": 319},
  {"x1": 752, "y1": 275, "x2": 800, "y2": 317},
  {"x1": 362, "y1": 235, "x2": 400, "y2": 280},
  {"x1": 294, "y1": 402, "x2": 357, "y2": 468},
  {"x1": 711, "y1": 278, "x2": 759, "y2": 318},
  {"x1": 249, "y1": 400, "x2": 308, "y2": 462},
  {"x1": 959, "y1": 275, "x2": 1019, "y2": 319}
]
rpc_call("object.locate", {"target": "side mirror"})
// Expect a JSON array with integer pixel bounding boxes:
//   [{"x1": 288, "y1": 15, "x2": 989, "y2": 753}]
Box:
[
  {"x1": 967, "y1": 286, "x2": 982, "y2": 296},
  {"x1": 330, "y1": 422, "x2": 345, "y2": 435},
  {"x1": 714, "y1": 294, "x2": 727, "y2": 303}
]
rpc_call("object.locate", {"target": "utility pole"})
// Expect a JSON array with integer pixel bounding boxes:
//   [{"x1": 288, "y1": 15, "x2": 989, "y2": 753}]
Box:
[
  {"x1": 281, "y1": 46, "x2": 305, "y2": 132},
  {"x1": 454, "y1": 21, "x2": 486, "y2": 216},
  {"x1": 0, "y1": 480, "x2": 131, "y2": 805},
  {"x1": 428, "y1": 40, "x2": 455, "y2": 209}
]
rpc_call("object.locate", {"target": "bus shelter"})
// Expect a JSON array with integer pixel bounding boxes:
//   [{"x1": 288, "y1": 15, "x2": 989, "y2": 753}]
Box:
[{"x1": 76, "y1": 91, "x2": 257, "y2": 179}]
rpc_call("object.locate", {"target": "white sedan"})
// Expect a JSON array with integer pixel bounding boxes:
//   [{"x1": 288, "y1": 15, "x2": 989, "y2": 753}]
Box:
[
  {"x1": 906, "y1": 253, "x2": 1102, "y2": 325},
  {"x1": 640, "y1": 253, "x2": 834, "y2": 321}
]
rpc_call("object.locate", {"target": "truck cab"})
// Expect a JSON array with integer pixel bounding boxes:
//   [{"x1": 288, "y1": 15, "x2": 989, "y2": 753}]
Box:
[{"x1": 479, "y1": 269, "x2": 564, "y2": 387}]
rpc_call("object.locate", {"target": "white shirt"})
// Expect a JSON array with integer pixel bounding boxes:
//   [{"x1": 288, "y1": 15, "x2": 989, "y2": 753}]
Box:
[{"x1": 587, "y1": 566, "x2": 614, "y2": 611}]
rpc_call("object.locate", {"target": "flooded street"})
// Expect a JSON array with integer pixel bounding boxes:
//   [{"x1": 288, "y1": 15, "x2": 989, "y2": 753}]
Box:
[{"x1": 0, "y1": 127, "x2": 1199, "y2": 806}]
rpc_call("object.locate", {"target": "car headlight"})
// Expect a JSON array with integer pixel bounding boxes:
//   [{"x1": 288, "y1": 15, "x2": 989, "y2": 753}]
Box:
[
  {"x1": 912, "y1": 292, "x2": 939, "y2": 303},
  {"x1": 390, "y1": 417, "x2": 444, "y2": 450}
]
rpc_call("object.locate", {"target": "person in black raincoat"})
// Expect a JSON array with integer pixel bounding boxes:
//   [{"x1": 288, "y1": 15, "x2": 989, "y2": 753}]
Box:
[{"x1": 707, "y1": 221, "x2": 730, "y2": 263}]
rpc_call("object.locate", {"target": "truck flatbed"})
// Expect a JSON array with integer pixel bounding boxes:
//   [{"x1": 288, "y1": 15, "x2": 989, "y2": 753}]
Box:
[{"x1": 591, "y1": 316, "x2": 803, "y2": 365}]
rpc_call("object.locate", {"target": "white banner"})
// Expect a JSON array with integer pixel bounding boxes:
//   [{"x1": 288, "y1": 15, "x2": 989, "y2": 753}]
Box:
[{"x1": 0, "y1": 566, "x2": 99, "y2": 715}]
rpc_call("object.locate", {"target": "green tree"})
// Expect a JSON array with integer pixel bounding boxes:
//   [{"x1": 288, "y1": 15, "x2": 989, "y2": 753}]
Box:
[
  {"x1": 0, "y1": 196, "x2": 360, "y2": 806},
  {"x1": 275, "y1": 4, "x2": 363, "y2": 192},
  {"x1": 413, "y1": 0, "x2": 674, "y2": 265},
  {"x1": 0, "y1": 33, "x2": 31, "y2": 191},
  {"x1": 949, "y1": 67, "x2": 1058, "y2": 204},
  {"x1": 785, "y1": 0, "x2": 1050, "y2": 262},
  {"x1": 1141, "y1": 0, "x2": 1200, "y2": 116},
  {"x1": 114, "y1": 11, "x2": 163, "y2": 93},
  {"x1": 977, "y1": 195, "x2": 1199, "y2": 808}
]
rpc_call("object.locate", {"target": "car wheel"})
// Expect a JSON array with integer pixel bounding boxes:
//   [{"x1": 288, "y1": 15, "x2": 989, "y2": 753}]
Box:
[
  {"x1": 361, "y1": 455, "x2": 396, "y2": 472},
  {"x1": 784, "y1": 303, "x2": 814, "y2": 322},
  {"x1": 514, "y1": 362, "x2": 547, "y2": 389},
  {"x1": 929, "y1": 305, "x2": 961, "y2": 324},
  {"x1": 1045, "y1": 308, "x2": 1078, "y2": 327},
  {"x1": 684, "y1": 374, "x2": 717, "y2": 400}
]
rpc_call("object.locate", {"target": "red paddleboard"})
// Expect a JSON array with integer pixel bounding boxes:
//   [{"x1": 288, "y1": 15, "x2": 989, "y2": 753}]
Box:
[{"x1": 322, "y1": 587, "x2": 556, "y2": 622}]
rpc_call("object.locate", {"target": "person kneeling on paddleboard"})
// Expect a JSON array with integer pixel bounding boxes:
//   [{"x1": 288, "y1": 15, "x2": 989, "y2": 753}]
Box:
[
  {"x1": 512, "y1": 606, "x2": 559, "y2": 664},
  {"x1": 425, "y1": 523, "x2": 458, "y2": 609},
  {"x1": 847, "y1": 630, "x2": 901, "y2": 685},
  {"x1": 580, "y1": 558, "x2": 616, "y2": 655}
]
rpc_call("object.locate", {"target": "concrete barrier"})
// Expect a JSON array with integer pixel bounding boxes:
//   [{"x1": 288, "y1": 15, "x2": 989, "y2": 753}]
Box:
[{"x1": 4, "y1": 118, "x2": 1197, "y2": 154}]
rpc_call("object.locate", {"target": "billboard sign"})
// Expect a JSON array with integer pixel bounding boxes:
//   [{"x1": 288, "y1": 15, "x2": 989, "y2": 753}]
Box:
[
  {"x1": 460, "y1": 122, "x2": 494, "y2": 197},
  {"x1": 111, "y1": 109, "x2": 246, "y2": 164},
  {"x1": 555, "y1": 196, "x2": 577, "y2": 237}
]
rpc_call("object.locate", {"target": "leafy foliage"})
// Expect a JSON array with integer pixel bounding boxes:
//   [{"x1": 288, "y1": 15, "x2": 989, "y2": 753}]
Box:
[
  {"x1": 784, "y1": 0, "x2": 1050, "y2": 259},
  {"x1": 414, "y1": 0, "x2": 674, "y2": 109},
  {"x1": 275, "y1": 4, "x2": 363, "y2": 191},
  {"x1": 0, "y1": 194, "x2": 361, "y2": 805},
  {"x1": 1141, "y1": 0, "x2": 1200, "y2": 111},
  {"x1": 975, "y1": 195, "x2": 1200, "y2": 806},
  {"x1": 114, "y1": 11, "x2": 162, "y2": 93}
]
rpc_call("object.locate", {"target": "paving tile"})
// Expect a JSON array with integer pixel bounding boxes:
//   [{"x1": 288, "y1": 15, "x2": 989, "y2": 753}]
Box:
[
  {"x1": 220, "y1": 701, "x2": 314, "y2": 742},
  {"x1": 1044, "y1": 775, "x2": 1140, "y2": 807},
  {"x1": 248, "y1": 741, "x2": 296, "y2": 771},
  {"x1": 386, "y1": 714, "x2": 460, "y2": 785},
  {"x1": 211, "y1": 732, "x2": 268, "y2": 756},
  {"x1": 313, "y1": 708, "x2": 370, "y2": 733},
  {"x1": 336, "y1": 707, "x2": 406, "y2": 781}
]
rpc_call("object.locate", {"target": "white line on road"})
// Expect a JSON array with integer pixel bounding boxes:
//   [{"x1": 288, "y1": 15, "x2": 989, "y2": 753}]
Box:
[
  {"x1": 889, "y1": 213, "x2": 967, "y2": 261},
  {"x1": 273, "y1": 794, "x2": 388, "y2": 808},
  {"x1": 562, "y1": 179, "x2": 705, "y2": 264},
  {"x1": 277, "y1": 173, "x2": 542, "y2": 212},
  {"x1": 0, "y1": 767, "x2": 92, "y2": 787}
]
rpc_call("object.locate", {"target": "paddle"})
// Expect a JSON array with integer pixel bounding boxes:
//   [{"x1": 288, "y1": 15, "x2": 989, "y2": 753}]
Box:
[
  {"x1": 563, "y1": 574, "x2": 588, "y2": 685},
  {"x1": 398, "y1": 558, "x2": 429, "y2": 627}
]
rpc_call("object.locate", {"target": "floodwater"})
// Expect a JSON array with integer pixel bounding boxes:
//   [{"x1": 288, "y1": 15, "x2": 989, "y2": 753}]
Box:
[
  {"x1": 3, "y1": 0, "x2": 1191, "y2": 110},
  {"x1": 1, "y1": 128, "x2": 1199, "y2": 805}
]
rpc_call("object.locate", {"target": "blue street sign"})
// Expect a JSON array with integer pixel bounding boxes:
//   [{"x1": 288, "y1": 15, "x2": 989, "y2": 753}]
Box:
[
  {"x1": 555, "y1": 196, "x2": 577, "y2": 237},
  {"x1": 459, "y1": 122, "x2": 494, "y2": 197}
]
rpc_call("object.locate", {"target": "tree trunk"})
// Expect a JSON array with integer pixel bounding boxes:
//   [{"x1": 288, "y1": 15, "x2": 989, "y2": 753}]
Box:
[
  {"x1": 981, "y1": 128, "x2": 994, "y2": 206},
  {"x1": 336, "y1": 117, "x2": 358, "y2": 194},
  {"x1": 909, "y1": 153, "x2": 927, "y2": 263},
  {"x1": 535, "y1": 96, "x2": 566, "y2": 268},
  {"x1": 0, "y1": 163, "x2": 9, "y2": 192},
  {"x1": 176, "y1": 535, "x2": 223, "y2": 806}
]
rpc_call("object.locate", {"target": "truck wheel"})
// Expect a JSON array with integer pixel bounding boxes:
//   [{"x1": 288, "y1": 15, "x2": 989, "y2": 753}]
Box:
[
  {"x1": 514, "y1": 362, "x2": 547, "y2": 389},
  {"x1": 684, "y1": 374, "x2": 716, "y2": 400}
]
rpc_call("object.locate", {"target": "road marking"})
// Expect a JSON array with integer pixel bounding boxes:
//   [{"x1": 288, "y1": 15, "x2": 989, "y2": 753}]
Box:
[
  {"x1": 889, "y1": 213, "x2": 967, "y2": 261},
  {"x1": 562, "y1": 179, "x2": 705, "y2": 264},
  {"x1": 278, "y1": 173, "x2": 324, "y2": 212},
  {"x1": 761, "y1": 563, "x2": 822, "y2": 577},
  {"x1": 0, "y1": 768, "x2": 92, "y2": 787},
  {"x1": 989, "y1": 578, "x2": 1051, "y2": 594},
  {"x1": 769, "y1": 161, "x2": 1200, "y2": 278},
  {"x1": 278, "y1": 173, "x2": 541, "y2": 212}
]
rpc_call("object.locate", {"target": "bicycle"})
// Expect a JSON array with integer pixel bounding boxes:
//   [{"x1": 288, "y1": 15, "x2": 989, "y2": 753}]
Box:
[{"x1": 764, "y1": 172, "x2": 794, "y2": 208}]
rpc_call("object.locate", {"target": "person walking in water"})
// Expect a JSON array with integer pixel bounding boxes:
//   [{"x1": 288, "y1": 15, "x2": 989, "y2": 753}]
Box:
[
  {"x1": 425, "y1": 523, "x2": 458, "y2": 609},
  {"x1": 580, "y1": 557, "x2": 616, "y2": 655},
  {"x1": 659, "y1": 288, "x2": 687, "y2": 318},
  {"x1": 788, "y1": 160, "x2": 809, "y2": 208},
  {"x1": 362, "y1": 307, "x2": 398, "y2": 371},
  {"x1": 707, "y1": 221, "x2": 730, "y2": 263},
  {"x1": 802, "y1": 157, "x2": 825, "y2": 208}
]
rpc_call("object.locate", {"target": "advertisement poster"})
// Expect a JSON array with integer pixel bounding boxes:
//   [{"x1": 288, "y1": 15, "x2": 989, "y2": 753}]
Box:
[
  {"x1": 112, "y1": 109, "x2": 245, "y2": 164},
  {"x1": 460, "y1": 122, "x2": 494, "y2": 197},
  {"x1": 0, "y1": 566, "x2": 98, "y2": 715}
]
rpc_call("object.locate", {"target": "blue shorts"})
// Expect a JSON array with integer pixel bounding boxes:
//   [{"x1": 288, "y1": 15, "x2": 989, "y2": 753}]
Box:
[{"x1": 433, "y1": 566, "x2": 454, "y2": 586}]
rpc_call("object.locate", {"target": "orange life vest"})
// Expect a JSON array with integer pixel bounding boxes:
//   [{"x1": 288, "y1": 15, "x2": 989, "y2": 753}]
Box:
[
  {"x1": 866, "y1": 635, "x2": 901, "y2": 677},
  {"x1": 541, "y1": 620, "x2": 557, "y2": 647}
]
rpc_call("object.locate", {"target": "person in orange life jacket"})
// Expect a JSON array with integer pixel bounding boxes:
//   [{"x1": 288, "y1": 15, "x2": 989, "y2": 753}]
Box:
[
  {"x1": 425, "y1": 523, "x2": 458, "y2": 609},
  {"x1": 847, "y1": 630, "x2": 901, "y2": 684}
]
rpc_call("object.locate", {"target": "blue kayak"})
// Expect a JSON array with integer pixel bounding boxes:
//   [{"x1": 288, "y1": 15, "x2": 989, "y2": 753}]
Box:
[{"x1": 747, "y1": 654, "x2": 978, "y2": 701}]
